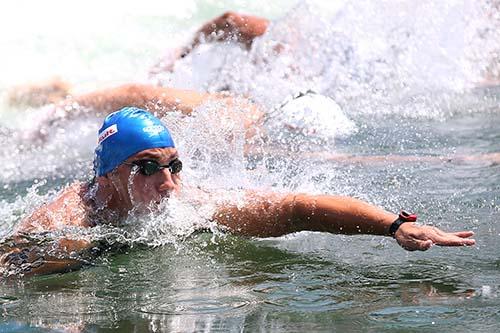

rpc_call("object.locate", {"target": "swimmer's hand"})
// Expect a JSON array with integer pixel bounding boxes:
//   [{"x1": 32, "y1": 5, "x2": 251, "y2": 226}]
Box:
[
  {"x1": 394, "y1": 223, "x2": 476, "y2": 251},
  {"x1": 149, "y1": 12, "x2": 269, "y2": 76}
]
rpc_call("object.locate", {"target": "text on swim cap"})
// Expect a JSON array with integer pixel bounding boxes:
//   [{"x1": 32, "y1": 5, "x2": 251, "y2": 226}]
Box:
[{"x1": 98, "y1": 124, "x2": 118, "y2": 144}]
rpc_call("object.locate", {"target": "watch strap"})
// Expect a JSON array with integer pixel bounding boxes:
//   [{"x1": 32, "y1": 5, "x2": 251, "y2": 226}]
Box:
[{"x1": 389, "y1": 211, "x2": 417, "y2": 237}]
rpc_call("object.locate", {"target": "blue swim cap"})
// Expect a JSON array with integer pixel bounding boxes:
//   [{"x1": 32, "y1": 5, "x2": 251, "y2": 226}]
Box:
[{"x1": 94, "y1": 107, "x2": 175, "y2": 176}]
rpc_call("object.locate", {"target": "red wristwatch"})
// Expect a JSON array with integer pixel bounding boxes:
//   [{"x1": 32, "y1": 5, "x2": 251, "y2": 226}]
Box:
[{"x1": 389, "y1": 211, "x2": 417, "y2": 237}]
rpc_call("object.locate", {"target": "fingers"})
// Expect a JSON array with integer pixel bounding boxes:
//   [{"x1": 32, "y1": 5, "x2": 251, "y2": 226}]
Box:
[
  {"x1": 396, "y1": 225, "x2": 476, "y2": 251},
  {"x1": 452, "y1": 231, "x2": 475, "y2": 238},
  {"x1": 404, "y1": 235, "x2": 474, "y2": 251},
  {"x1": 430, "y1": 230, "x2": 476, "y2": 247},
  {"x1": 434, "y1": 235, "x2": 476, "y2": 247}
]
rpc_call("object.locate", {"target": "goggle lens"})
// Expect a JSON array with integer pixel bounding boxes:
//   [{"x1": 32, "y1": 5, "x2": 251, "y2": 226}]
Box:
[{"x1": 129, "y1": 159, "x2": 183, "y2": 176}]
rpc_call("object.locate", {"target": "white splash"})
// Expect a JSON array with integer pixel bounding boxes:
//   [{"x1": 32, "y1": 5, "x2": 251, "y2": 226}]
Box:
[{"x1": 268, "y1": 92, "x2": 357, "y2": 140}]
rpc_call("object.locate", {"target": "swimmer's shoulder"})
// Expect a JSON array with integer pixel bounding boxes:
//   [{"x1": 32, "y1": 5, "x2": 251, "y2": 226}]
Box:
[{"x1": 15, "y1": 181, "x2": 94, "y2": 234}]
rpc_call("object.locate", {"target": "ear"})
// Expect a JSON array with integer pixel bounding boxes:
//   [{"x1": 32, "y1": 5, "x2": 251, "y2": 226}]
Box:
[{"x1": 102, "y1": 168, "x2": 129, "y2": 195}]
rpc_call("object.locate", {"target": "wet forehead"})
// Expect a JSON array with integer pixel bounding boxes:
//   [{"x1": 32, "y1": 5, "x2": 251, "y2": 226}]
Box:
[{"x1": 128, "y1": 147, "x2": 178, "y2": 163}]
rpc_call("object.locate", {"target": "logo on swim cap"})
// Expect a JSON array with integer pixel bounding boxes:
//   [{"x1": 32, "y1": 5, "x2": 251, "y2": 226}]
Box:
[
  {"x1": 143, "y1": 125, "x2": 165, "y2": 136},
  {"x1": 98, "y1": 124, "x2": 118, "y2": 144},
  {"x1": 93, "y1": 107, "x2": 175, "y2": 176}
]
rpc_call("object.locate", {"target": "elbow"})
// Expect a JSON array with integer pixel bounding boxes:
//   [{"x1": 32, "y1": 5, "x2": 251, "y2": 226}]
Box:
[
  {"x1": 112, "y1": 83, "x2": 155, "y2": 110},
  {"x1": 287, "y1": 194, "x2": 311, "y2": 222},
  {"x1": 280, "y1": 194, "x2": 309, "y2": 233}
]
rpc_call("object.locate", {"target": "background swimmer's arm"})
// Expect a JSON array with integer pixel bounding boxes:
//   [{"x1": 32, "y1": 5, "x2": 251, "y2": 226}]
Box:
[
  {"x1": 67, "y1": 84, "x2": 263, "y2": 123},
  {"x1": 280, "y1": 151, "x2": 500, "y2": 166},
  {"x1": 213, "y1": 193, "x2": 476, "y2": 251},
  {"x1": 25, "y1": 83, "x2": 263, "y2": 142},
  {"x1": 69, "y1": 84, "x2": 209, "y2": 116},
  {"x1": 150, "y1": 12, "x2": 269, "y2": 74},
  {"x1": 327, "y1": 152, "x2": 500, "y2": 165}
]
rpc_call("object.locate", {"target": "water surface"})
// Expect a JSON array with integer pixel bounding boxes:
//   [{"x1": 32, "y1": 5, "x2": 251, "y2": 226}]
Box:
[{"x1": 0, "y1": 0, "x2": 499, "y2": 332}]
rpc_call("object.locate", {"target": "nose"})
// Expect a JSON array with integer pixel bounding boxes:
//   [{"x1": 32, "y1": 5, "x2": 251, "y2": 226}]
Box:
[{"x1": 157, "y1": 168, "x2": 179, "y2": 193}]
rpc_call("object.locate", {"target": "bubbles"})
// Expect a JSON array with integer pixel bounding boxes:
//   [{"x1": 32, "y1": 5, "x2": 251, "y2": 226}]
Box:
[
  {"x1": 158, "y1": 43, "x2": 250, "y2": 91},
  {"x1": 118, "y1": 194, "x2": 217, "y2": 247},
  {"x1": 126, "y1": 165, "x2": 140, "y2": 208}
]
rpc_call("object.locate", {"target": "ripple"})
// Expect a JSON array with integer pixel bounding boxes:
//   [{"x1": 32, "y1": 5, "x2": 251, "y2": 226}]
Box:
[
  {"x1": 370, "y1": 305, "x2": 457, "y2": 327},
  {"x1": 137, "y1": 297, "x2": 255, "y2": 316}
]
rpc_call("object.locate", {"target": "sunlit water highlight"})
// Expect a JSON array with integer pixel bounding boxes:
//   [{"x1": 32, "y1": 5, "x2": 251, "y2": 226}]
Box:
[{"x1": 0, "y1": 0, "x2": 499, "y2": 332}]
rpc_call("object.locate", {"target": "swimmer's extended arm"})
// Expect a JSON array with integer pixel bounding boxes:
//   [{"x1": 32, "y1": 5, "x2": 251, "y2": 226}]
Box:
[
  {"x1": 213, "y1": 194, "x2": 476, "y2": 251},
  {"x1": 58, "y1": 84, "x2": 264, "y2": 140},
  {"x1": 7, "y1": 77, "x2": 71, "y2": 108},
  {"x1": 259, "y1": 150, "x2": 500, "y2": 167},
  {"x1": 27, "y1": 83, "x2": 263, "y2": 144}
]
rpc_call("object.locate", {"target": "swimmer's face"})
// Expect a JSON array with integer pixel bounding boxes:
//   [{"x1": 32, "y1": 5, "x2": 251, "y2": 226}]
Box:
[{"x1": 110, "y1": 147, "x2": 181, "y2": 211}]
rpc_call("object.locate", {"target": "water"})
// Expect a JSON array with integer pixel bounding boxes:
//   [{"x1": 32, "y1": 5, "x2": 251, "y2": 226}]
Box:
[{"x1": 1, "y1": 0, "x2": 500, "y2": 332}]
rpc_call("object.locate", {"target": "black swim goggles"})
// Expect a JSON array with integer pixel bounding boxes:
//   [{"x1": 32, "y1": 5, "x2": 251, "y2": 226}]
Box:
[{"x1": 124, "y1": 158, "x2": 183, "y2": 176}]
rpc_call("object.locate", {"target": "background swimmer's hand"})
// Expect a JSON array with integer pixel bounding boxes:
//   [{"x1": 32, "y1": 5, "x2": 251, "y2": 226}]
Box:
[
  {"x1": 193, "y1": 12, "x2": 269, "y2": 49},
  {"x1": 150, "y1": 12, "x2": 269, "y2": 76},
  {"x1": 394, "y1": 223, "x2": 476, "y2": 251},
  {"x1": 7, "y1": 77, "x2": 71, "y2": 108}
]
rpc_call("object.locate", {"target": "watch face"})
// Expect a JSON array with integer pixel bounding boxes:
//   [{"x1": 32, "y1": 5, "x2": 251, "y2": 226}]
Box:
[{"x1": 399, "y1": 211, "x2": 417, "y2": 222}]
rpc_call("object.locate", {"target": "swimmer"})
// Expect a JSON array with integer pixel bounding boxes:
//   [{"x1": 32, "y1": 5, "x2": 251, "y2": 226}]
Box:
[
  {"x1": 0, "y1": 107, "x2": 476, "y2": 277},
  {"x1": 7, "y1": 7, "x2": 500, "y2": 108}
]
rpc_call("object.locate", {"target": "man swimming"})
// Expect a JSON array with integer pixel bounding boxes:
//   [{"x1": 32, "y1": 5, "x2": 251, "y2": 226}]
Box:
[{"x1": 0, "y1": 107, "x2": 476, "y2": 277}]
